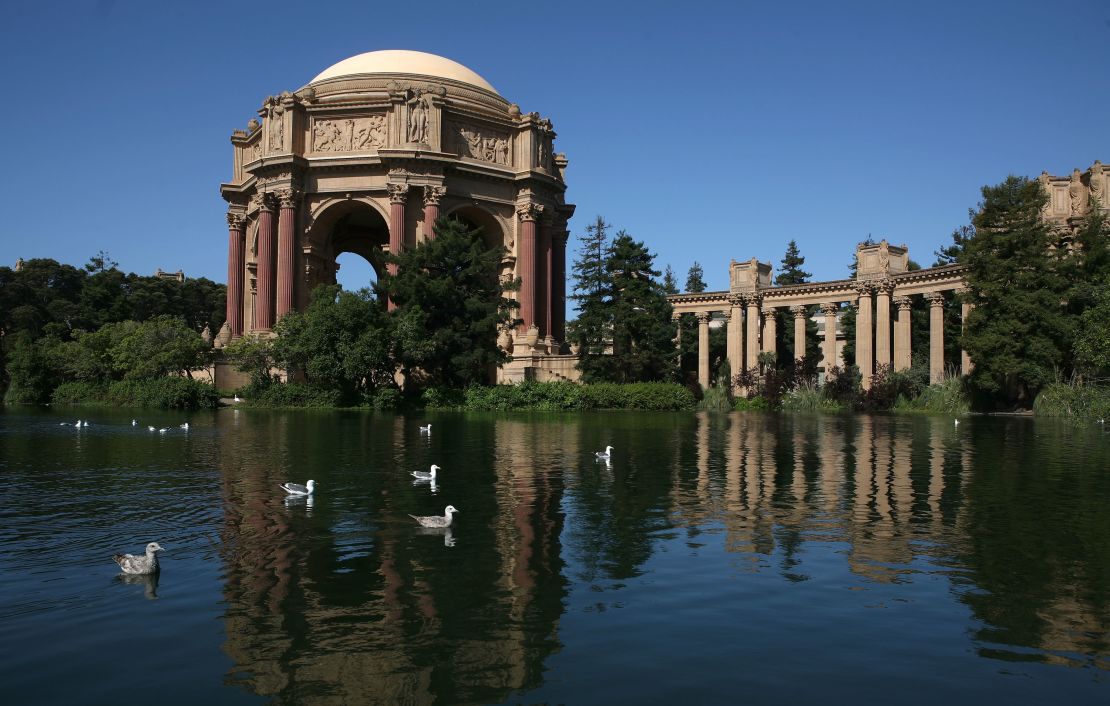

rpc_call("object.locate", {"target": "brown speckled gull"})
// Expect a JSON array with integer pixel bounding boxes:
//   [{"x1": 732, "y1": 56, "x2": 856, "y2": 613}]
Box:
[
  {"x1": 112, "y1": 542, "x2": 164, "y2": 575},
  {"x1": 409, "y1": 505, "x2": 458, "y2": 528}
]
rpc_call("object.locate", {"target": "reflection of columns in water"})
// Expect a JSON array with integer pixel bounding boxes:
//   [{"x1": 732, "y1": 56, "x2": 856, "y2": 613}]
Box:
[
  {"x1": 853, "y1": 416, "x2": 875, "y2": 525},
  {"x1": 928, "y1": 417, "x2": 946, "y2": 523},
  {"x1": 873, "y1": 417, "x2": 892, "y2": 527},
  {"x1": 696, "y1": 411, "x2": 710, "y2": 502},
  {"x1": 890, "y1": 421, "x2": 914, "y2": 521}
]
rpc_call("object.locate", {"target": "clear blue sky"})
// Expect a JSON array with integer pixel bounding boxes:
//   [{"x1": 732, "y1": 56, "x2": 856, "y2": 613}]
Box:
[{"x1": 2, "y1": 0, "x2": 1107, "y2": 294}]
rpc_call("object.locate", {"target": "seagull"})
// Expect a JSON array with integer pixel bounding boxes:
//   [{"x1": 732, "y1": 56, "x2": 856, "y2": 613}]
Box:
[
  {"x1": 158, "y1": 428, "x2": 168, "y2": 434},
  {"x1": 281, "y1": 479, "x2": 315, "y2": 496},
  {"x1": 233, "y1": 395, "x2": 241, "y2": 403},
  {"x1": 112, "y1": 542, "x2": 164, "y2": 575},
  {"x1": 595, "y1": 445, "x2": 613, "y2": 460},
  {"x1": 180, "y1": 422, "x2": 189, "y2": 430},
  {"x1": 82, "y1": 420, "x2": 90, "y2": 427},
  {"x1": 74, "y1": 419, "x2": 83, "y2": 427},
  {"x1": 131, "y1": 419, "x2": 137, "y2": 427},
  {"x1": 954, "y1": 419, "x2": 960, "y2": 427},
  {"x1": 147, "y1": 425, "x2": 156, "y2": 432},
  {"x1": 412, "y1": 464, "x2": 439, "y2": 481},
  {"x1": 409, "y1": 505, "x2": 458, "y2": 528},
  {"x1": 419, "y1": 423, "x2": 432, "y2": 433}
]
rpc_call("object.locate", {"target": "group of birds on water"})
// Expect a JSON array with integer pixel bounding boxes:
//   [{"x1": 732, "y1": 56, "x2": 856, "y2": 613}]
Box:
[
  {"x1": 62, "y1": 418, "x2": 190, "y2": 434},
  {"x1": 111, "y1": 419, "x2": 614, "y2": 575}
]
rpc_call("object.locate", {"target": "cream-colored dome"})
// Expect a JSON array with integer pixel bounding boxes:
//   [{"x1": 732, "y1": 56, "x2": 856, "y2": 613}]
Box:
[{"x1": 310, "y1": 50, "x2": 498, "y2": 94}]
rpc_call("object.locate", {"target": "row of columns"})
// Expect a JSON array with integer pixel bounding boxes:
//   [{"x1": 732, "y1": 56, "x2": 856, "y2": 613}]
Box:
[
  {"x1": 681, "y1": 286, "x2": 973, "y2": 391},
  {"x1": 226, "y1": 185, "x2": 567, "y2": 345}
]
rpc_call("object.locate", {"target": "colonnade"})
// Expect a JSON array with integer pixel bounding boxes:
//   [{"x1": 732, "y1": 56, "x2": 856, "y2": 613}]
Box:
[{"x1": 671, "y1": 266, "x2": 973, "y2": 391}]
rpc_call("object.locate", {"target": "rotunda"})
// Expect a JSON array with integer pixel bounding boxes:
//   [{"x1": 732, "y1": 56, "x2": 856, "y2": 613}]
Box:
[{"x1": 218, "y1": 50, "x2": 575, "y2": 370}]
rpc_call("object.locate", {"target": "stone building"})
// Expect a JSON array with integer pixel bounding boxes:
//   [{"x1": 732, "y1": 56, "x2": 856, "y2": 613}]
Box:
[{"x1": 217, "y1": 50, "x2": 577, "y2": 382}]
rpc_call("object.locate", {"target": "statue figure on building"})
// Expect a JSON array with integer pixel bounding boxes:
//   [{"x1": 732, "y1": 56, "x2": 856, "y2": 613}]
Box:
[
  {"x1": 1091, "y1": 161, "x2": 1104, "y2": 202},
  {"x1": 407, "y1": 90, "x2": 429, "y2": 144},
  {"x1": 269, "y1": 103, "x2": 285, "y2": 153},
  {"x1": 1069, "y1": 168, "x2": 1086, "y2": 215}
]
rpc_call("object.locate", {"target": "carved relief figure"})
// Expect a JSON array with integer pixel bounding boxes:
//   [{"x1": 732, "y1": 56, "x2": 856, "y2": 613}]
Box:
[
  {"x1": 1091, "y1": 161, "x2": 1104, "y2": 202},
  {"x1": 312, "y1": 116, "x2": 386, "y2": 152},
  {"x1": 449, "y1": 121, "x2": 510, "y2": 165},
  {"x1": 407, "y1": 90, "x2": 429, "y2": 144}
]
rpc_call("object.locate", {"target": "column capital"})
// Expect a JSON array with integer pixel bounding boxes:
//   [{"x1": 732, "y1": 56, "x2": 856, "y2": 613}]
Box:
[
  {"x1": 743, "y1": 293, "x2": 763, "y2": 307},
  {"x1": 276, "y1": 188, "x2": 301, "y2": 209},
  {"x1": 227, "y1": 212, "x2": 246, "y2": 230},
  {"x1": 719, "y1": 310, "x2": 731, "y2": 323},
  {"x1": 820, "y1": 302, "x2": 839, "y2": 317},
  {"x1": 853, "y1": 281, "x2": 873, "y2": 297},
  {"x1": 695, "y1": 312, "x2": 711, "y2": 324},
  {"x1": 790, "y1": 305, "x2": 808, "y2": 319},
  {"x1": 761, "y1": 304, "x2": 776, "y2": 316},
  {"x1": 728, "y1": 294, "x2": 745, "y2": 308},
  {"x1": 386, "y1": 183, "x2": 409, "y2": 204},
  {"x1": 516, "y1": 202, "x2": 545, "y2": 222},
  {"x1": 925, "y1": 291, "x2": 946, "y2": 307},
  {"x1": 893, "y1": 296, "x2": 913, "y2": 310},
  {"x1": 875, "y1": 278, "x2": 895, "y2": 295},
  {"x1": 671, "y1": 313, "x2": 681, "y2": 322},
  {"x1": 422, "y1": 184, "x2": 446, "y2": 207},
  {"x1": 252, "y1": 191, "x2": 274, "y2": 212}
]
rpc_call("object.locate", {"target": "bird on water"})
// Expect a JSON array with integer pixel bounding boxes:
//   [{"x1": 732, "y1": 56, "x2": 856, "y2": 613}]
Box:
[
  {"x1": 412, "y1": 464, "x2": 439, "y2": 481},
  {"x1": 419, "y1": 423, "x2": 432, "y2": 433},
  {"x1": 409, "y1": 505, "x2": 458, "y2": 528},
  {"x1": 113, "y1": 542, "x2": 164, "y2": 575},
  {"x1": 281, "y1": 479, "x2": 315, "y2": 496},
  {"x1": 595, "y1": 446, "x2": 613, "y2": 460}
]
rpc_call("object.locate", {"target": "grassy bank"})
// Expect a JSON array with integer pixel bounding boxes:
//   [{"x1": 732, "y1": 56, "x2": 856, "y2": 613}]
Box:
[
  {"x1": 49, "y1": 378, "x2": 220, "y2": 410},
  {"x1": 1033, "y1": 382, "x2": 1110, "y2": 421}
]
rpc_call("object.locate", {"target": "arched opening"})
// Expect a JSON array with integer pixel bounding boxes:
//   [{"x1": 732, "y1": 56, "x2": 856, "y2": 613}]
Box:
[
  {"x1": 444, "y1": 205, "x2": 504, "y2": 251},
  {"x1": 307, "y1": 200, "x2": 390, "y2": 300}
]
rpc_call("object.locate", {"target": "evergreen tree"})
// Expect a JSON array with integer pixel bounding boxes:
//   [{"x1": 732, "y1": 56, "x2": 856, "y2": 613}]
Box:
[
  {"x1": 774, "y1": 240, "x2": 812, "y2": 286},
  {"x1": 579, "y1": 231, "x2": 676, "y2": 383},
  {"x1": 662, "y1": 265, "x2": 679, "y2": 295},
  {"x1": 382, "y1": 217, "x2": 513, "y2": 391},
  {"x1": 962, "y1": 176, "x2": 1070, "y2": 406},
  {"x1": 934, "y1": 222, "x2": 975, "y2": 266},
  {"x1": 685, "y1": 262, "x2": 707, "y2": 293},
  {"x1": 570, "y1": 216, "x2": 613, "y2": 361}
]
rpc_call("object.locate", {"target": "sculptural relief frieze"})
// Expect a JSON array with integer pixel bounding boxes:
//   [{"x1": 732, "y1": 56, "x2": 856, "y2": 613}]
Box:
[
  {"x1": 447, "y1": 121, "x2": 510, "y2": 166},
  {"x1": 312, "y1": 115, "x2": 386, "y2": 152}
]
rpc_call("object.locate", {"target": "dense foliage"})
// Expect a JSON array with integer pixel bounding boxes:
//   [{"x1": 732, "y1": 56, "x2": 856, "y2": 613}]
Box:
[
  {"x1": 423, "y1": 381, "x2": 696, "y2": 411},
  {"x1": 1, "y1": 255, "x2": 222, "y2": 407}
]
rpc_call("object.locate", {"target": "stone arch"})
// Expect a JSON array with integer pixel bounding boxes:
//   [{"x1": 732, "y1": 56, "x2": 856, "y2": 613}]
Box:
[
  {"x1": 443, "y1": 203, "x2": 507, "y2": 251},
  {"x1": 303, "y1": 197, "x2": 390, "y2": 296}
]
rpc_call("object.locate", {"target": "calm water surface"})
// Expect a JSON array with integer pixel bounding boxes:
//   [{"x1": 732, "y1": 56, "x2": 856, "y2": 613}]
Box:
[{"x1": 1, "y1": 408, "x2": 1108, "y2": 704}]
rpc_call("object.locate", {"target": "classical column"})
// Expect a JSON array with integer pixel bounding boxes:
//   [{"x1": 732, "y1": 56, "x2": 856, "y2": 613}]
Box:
[
  {"x1": 275, "y1": 189, "x2": 298, "y2": 320},
  {"x1": 893, "y1": 296, "x2": 913, "y2": 371},
  {"x1": 959, "y1": 291, "x2": 974, "y2": 375},
  {"x1": 422, "y1": 185, "x2": 445, "y2": 241},
  {"x1": 552, "y1": 229, "x2": 568, "y2": 346},
  {"x1": 726, "y1": 295, "x2": 743, "y2": 381},
  {"x1": 386, "y1": 183, "x2": 407, "y2": 311},
  {"x1": 762, "y1": 306, "x2": 777, "y2": 356},
  {"x1": 927, "y1": 292, "x2": 945, "y2": 384},
  {"x1": 874, "y1": 280, "x2": 892, "y2": 370},
  {"x1": 821, "y1": 303, "x2": 838, "y2": 379},
  {"x1": 539, "y1": 216, "x2": 553, "y2": 345},
  {"x1": 697, "y1": 312, "x2": 711, "y2": 390},
  {"x1": 791, "y1": 305, "x2": 807, "y2": 361},
  {"x1": 745, "y1": 294, "x2": 761, "y2": 371},
  {"x1": 255, "y1": 194, "x2": 276, "y2": 331},
  {"x1": 516, "y1": 203, "x2": 544, "y2": 334},
  {"x1": 226, "y1": 213, "x2": 245, "y2": 338},
  {"x1": 854, "y1": 283, "x2": 874, "y2": 388}
]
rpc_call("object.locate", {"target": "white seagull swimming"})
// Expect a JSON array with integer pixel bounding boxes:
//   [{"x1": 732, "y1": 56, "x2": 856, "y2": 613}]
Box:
[
  {"x1": 412, "y1": 464, "x2": 439, "y2": 481},
  {"x1": 281, "y1": 479, "x2": 315, "y2": 496},
  {"x1": 158, "y1": 427, "x2": 168, "y2": 434},
  {"x1": 595, "y1": 446, "x2": 613, "y2": 460},
  {"x1": 180, "y1": 422, "x2": 189, "y2": 430},
  {"x1": 409, "y1": 505, "x2": 458, "y2": 528},
  {"x1": 112, "y1": 542, "x2": 164, "y2": 575},
  {"x1": 131, "y1": 419, "x2": 137, "y2": 427},
  {"x1": 419, "y1": 423, "x2": 432, "y2": 433}
]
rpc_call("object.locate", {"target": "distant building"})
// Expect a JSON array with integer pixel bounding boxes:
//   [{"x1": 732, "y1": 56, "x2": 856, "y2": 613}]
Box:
[{"x1": 154, "y1": 268, "x2": 185, "y2": 282}]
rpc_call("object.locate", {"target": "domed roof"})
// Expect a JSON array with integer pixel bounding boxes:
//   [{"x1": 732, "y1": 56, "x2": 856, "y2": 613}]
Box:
[{"x1": 310, "y1": 50, "x2": 498, "y2": 94}]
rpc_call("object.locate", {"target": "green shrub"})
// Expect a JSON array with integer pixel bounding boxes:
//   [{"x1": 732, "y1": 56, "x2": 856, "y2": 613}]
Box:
[
  {"x1": 105, "y1": 377, "x2": 219, "y2": 409},
  {"x1": 421, "y1": 387, "x2": 466, "y2": 409},
  {"x1": 368, "y1": 387, "x2": 402, "y2": 411},
  {"x1": 51, "y1": 381, "x2": 108, "y2": 404},
  {"x1": 248, "y1": 382, "x2": 341, "y2": 408},
  {"x1": 780, "y1": 381, "x2": 845, "y2": 413},
  {"x1": 895, "y1": 373, "x2": 970, "y2": 415},
  {"x1": 699, "y1": 385, "x2": 733, "y2": 411},
  {"x1": 1033, "y1": 382, "x2": 1110, "y2": 421},
  {"x1": 455, "y1": 381, "x2": 695, "y2": 411},
  {"x1": 733, "y1": 395, "x2": 769, "y2": 411}
]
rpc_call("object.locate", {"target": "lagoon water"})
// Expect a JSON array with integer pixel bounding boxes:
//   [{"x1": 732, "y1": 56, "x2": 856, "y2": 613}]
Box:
[{"x1": 1, "y1": 408, "x2": 1108, "y2": 704}]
